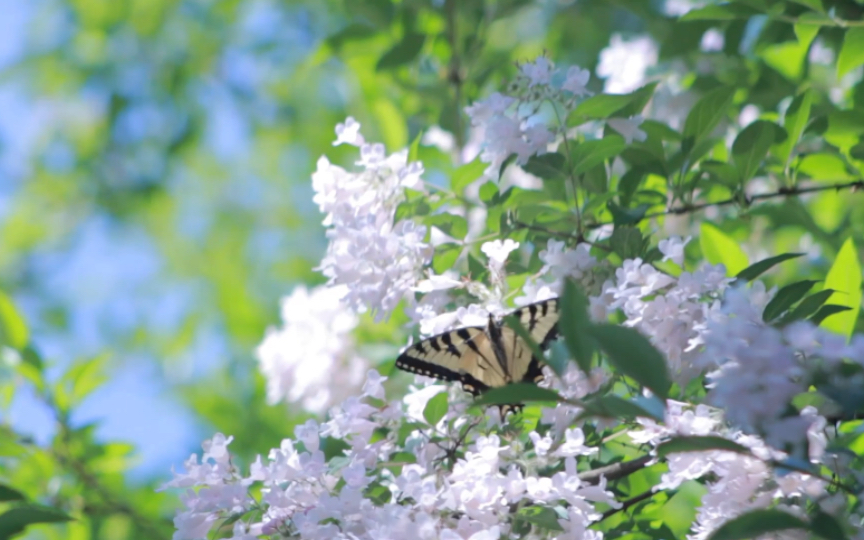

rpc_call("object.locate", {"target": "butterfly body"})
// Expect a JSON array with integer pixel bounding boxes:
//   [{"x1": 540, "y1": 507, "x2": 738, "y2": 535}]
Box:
[{"x1": 395, "y1": 298, "x2": 560, "y2": 397}]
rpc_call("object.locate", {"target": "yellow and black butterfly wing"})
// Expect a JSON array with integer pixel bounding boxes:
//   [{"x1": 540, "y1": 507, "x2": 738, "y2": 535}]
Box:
[
  {"x1": 395, "y1": 298, "x2": 560, "y2": 398},
  {"x1": 506, "y1": 298, "x2": 561, "y2": 384}
]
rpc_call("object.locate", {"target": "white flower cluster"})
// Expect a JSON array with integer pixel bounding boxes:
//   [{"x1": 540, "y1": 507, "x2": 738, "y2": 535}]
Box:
[
  {"x1": 697, "y1": 284, "x2": 864, "y2": 454},
  {"x1": 465, "y1": 57, "x2": 647, "y2": 177},
  {"x1": 256, "y1": 284, "x2": 367, "y2": 412},
  {"x1": 591, "y1": 237, "x2": 731, "y2": 378},
  {"x1": 313, "y1": 117, "x2": 433, "y2": 320},
  {"x1": 631, "y1": 401, "x2": 828, "y2": 540},
  {"x1": 164, "y1": 370, "x2": 623, "y2": 540}
]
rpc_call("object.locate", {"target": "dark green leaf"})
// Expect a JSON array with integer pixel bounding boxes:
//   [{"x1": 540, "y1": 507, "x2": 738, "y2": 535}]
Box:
[
  {"x1": 580, "y1": 395, "x2": 664, "y2": 421},
  {"x1": 589, "y1": 324, "x2": 671, "y2": 399},
  {"x1": 0, "y1": 504, "x2": 73, "y2": 538},
  {"x1": 810, "y1": 511, "x2": 849, "y2": 540},
  {"x1": 682, "y1": 87, "x2": 736, "y2": 157},
  {"x1": 609, "y1": 226, "x2": 646, "y2": 259},
  {"x1": 522, "y1": 153, "x2": 567, "y2": 181},
  {"x1": 701, "y1": 160, "x2": 740, "y2": 188},
  {"x1": 559, "y1": 280, "x2": 594, "y2": 373},
  {"x1": 732, "y1": 120, "x2": 783, "y2": 182},
  {"x1": 657, "y1": 436, "x2": 751, "y2": 459},
  {"x1": 423, "y1": 392, "x2": 449, "y2": 425},
  {"x1": 708, "y1": 509, "x2": 808, "y2": 540},
  {"x1": 514, "y1": 506, "x2": 565, "y2": 532},
  {"x1": 735, "y1": 253, "x2": 804, "y2": 282},
  {"x1": 809, "y1": 304, "x2": 853, "y2": 325},
  {"x1": 779, "y1": 290, "x2": 835, "y2": 324},
  {"x1": 376, "y1": 33, "x2": 425, "y2": 71},
  {"x1": 389, "y1": 451, "x2": 417, "y2": 464},
  {"x1": 326, "y1": 23, "x2": 377, "y2": 49},
  {"x1": 472, "y1": 383, "x2": 562, "y2": 407},
  {"x1": 0, "y1": 485, "x2": 25, "y2": 503},
  {"x1": 762, "y1": 280, "x2": 819, "y2": 322},
  {"x1": 571, "y1": 136, "x2": 626, "y2": 174},
  {"x1": 607, "y1": 202, "x2": 648, "y2": 226}
]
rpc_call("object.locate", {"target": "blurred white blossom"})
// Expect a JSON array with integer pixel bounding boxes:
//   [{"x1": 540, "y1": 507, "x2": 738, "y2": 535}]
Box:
[{"x1": 255, "y1": 284, "x2": 367, "y2": 412}]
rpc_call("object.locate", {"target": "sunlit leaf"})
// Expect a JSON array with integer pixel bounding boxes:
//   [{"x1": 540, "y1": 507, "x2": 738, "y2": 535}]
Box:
[
  {"x1": 822, "y1": 238, "x2": 862, "y2": 337},
  {"x1": 423, "y1": 392, "x2": 448, "y2": 425},
  {"x1": 838, "y1": 28, "x2": 864, "y2": 78},
  {"x1": 700, "y1": 223, "x2": 749, "y2": 276}
]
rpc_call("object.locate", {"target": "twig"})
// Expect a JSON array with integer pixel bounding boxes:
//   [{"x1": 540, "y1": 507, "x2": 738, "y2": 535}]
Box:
[
  {"x1": 585, "y1": 179, "x2": 864, "y2": 230},
  {"x1": 578, "y1": 454, "x2": 653, "y2": 484},
  {"x1": 598, "y1": 489, "x2": 656, "y2": 522}
]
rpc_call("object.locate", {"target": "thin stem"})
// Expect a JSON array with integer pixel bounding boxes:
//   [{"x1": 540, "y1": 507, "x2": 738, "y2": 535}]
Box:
[
  {"x1": 598, "y1": 489, "x2": 657, "y2": 522},
  {"x1": 578, "y1": 454, "x2": 653, "y2": 484},
  {"x1": 585, "y1": 179, "x2": 864, "y2": 230}
]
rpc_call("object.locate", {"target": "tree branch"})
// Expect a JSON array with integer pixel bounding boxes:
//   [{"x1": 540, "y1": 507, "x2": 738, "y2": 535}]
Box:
[{"x1": 578, "y1": 454, "x2": 653, "y2": 484}]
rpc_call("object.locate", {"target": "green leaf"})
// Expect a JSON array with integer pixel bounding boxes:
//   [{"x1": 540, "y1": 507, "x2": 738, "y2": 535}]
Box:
[
  {"x1": 701, "y1": 160, "x2": 740, "y2": 188},
  {"x1": 732, "y1": 120, "x2": 782, "y2": 182},
  {"x1": 838, "y1": 28, "x2": 864, "y2": 79},
  {"x1": 472, "y1": 383, "x2": 562, "y2": 407},
  {"x1": 571, "y1": 136, "x2": 626, "y2": 174},
  {"x1": 777, "y1": 90, "x2": 813, "y2": 163},
  {"x1": 735, "y1": 253, "x2": 804, "y2": 282},
  {"x1": 708, "y1": 509, "x2": 808, "y2": 540},
  {"x1": 569, "y1": 83, "x2": 658, "y2": 121},
  {"x1": 423, "y1": 391, "x2": 448, "y2": 425},
  {"x1": 589, "y1": 324, "x2": 671, "y2": 399},
  {"x1": 514, "y1": 506, "x2": 565, "y2": 532},
  {"x1": 762, "y1": 280, "x2": 819, "y2": 322},
  {"x1": 788, "y1": 0, "x2": 824, "y2": 12},
  {"x1": 810, "y1": 511, "x2": 850, "y2": 540},
  {"x1": 0, "y1": 504, "x2": 73, "y2": 538},
  {"x1": 522, "y1": 153, "x2": 566, "y2": 181},
  {"x1": 798, "y1": 153, "x2": 851, "y2": 181},
  {"x1": 657, "y1": 436, "x2": 751, "y2": 459},
  {"x1": 610, "y1": 226, "x2": 646, "y2": 260},
  {"x1": 682, "y1": 87, "x2": 736, "y2": 158},
  {"x1": 0, "y1": 292, "x2": 29, "y2": 350},
  {"x1": 779, "y1": 290, "x2": 835, "y2": 324},
  {"x1": 63, "y1": 354, "x2": 111, "y2": 407},
  {"x1": 0, "y1": 485, "x2": 25, "y2": 503},
  {"x1": 822, "y1": 238, "x2": 862, "y2": 337},
  {"x1": 559, "y1": 280, "x2": 594, "y2": 373},
  {"x1": 451, "y1": 158, "x2": 486, "y2": 193},
  {"x1": 479, "y1": 182, "x2": 498, "y2": 203},
  {"x1": 432, "y1": 244, "x2": 462, "y2": 274},
  {"x1": 680, "y1": 4, "x2": 761, "y2": 20},
  {"x1": 376, "y1": 33, "x2": 425, "y2": 71},
  {"x1": 810, "y1": 304, "x2": 852, "y2": 326},
  {"x1": 700, "y1": 223, "x2": 749, "y2": 276},
  {"x1": 580, "y1": 395, "x2": 664, "y2": 421},
  {"x1": 425, "y1": 213, "x2": 468, "y2": 239}
]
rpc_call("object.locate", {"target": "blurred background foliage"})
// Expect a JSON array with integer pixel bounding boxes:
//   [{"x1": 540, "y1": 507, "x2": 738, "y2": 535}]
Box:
[{"x1": 0, "y1": 0, "x2": 863, "y2": 537}]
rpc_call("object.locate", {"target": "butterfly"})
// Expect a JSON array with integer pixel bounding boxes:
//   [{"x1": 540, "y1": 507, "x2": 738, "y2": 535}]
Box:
[{"x1": 395, "y1": 298, "x2": 560, "y2": 403}]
